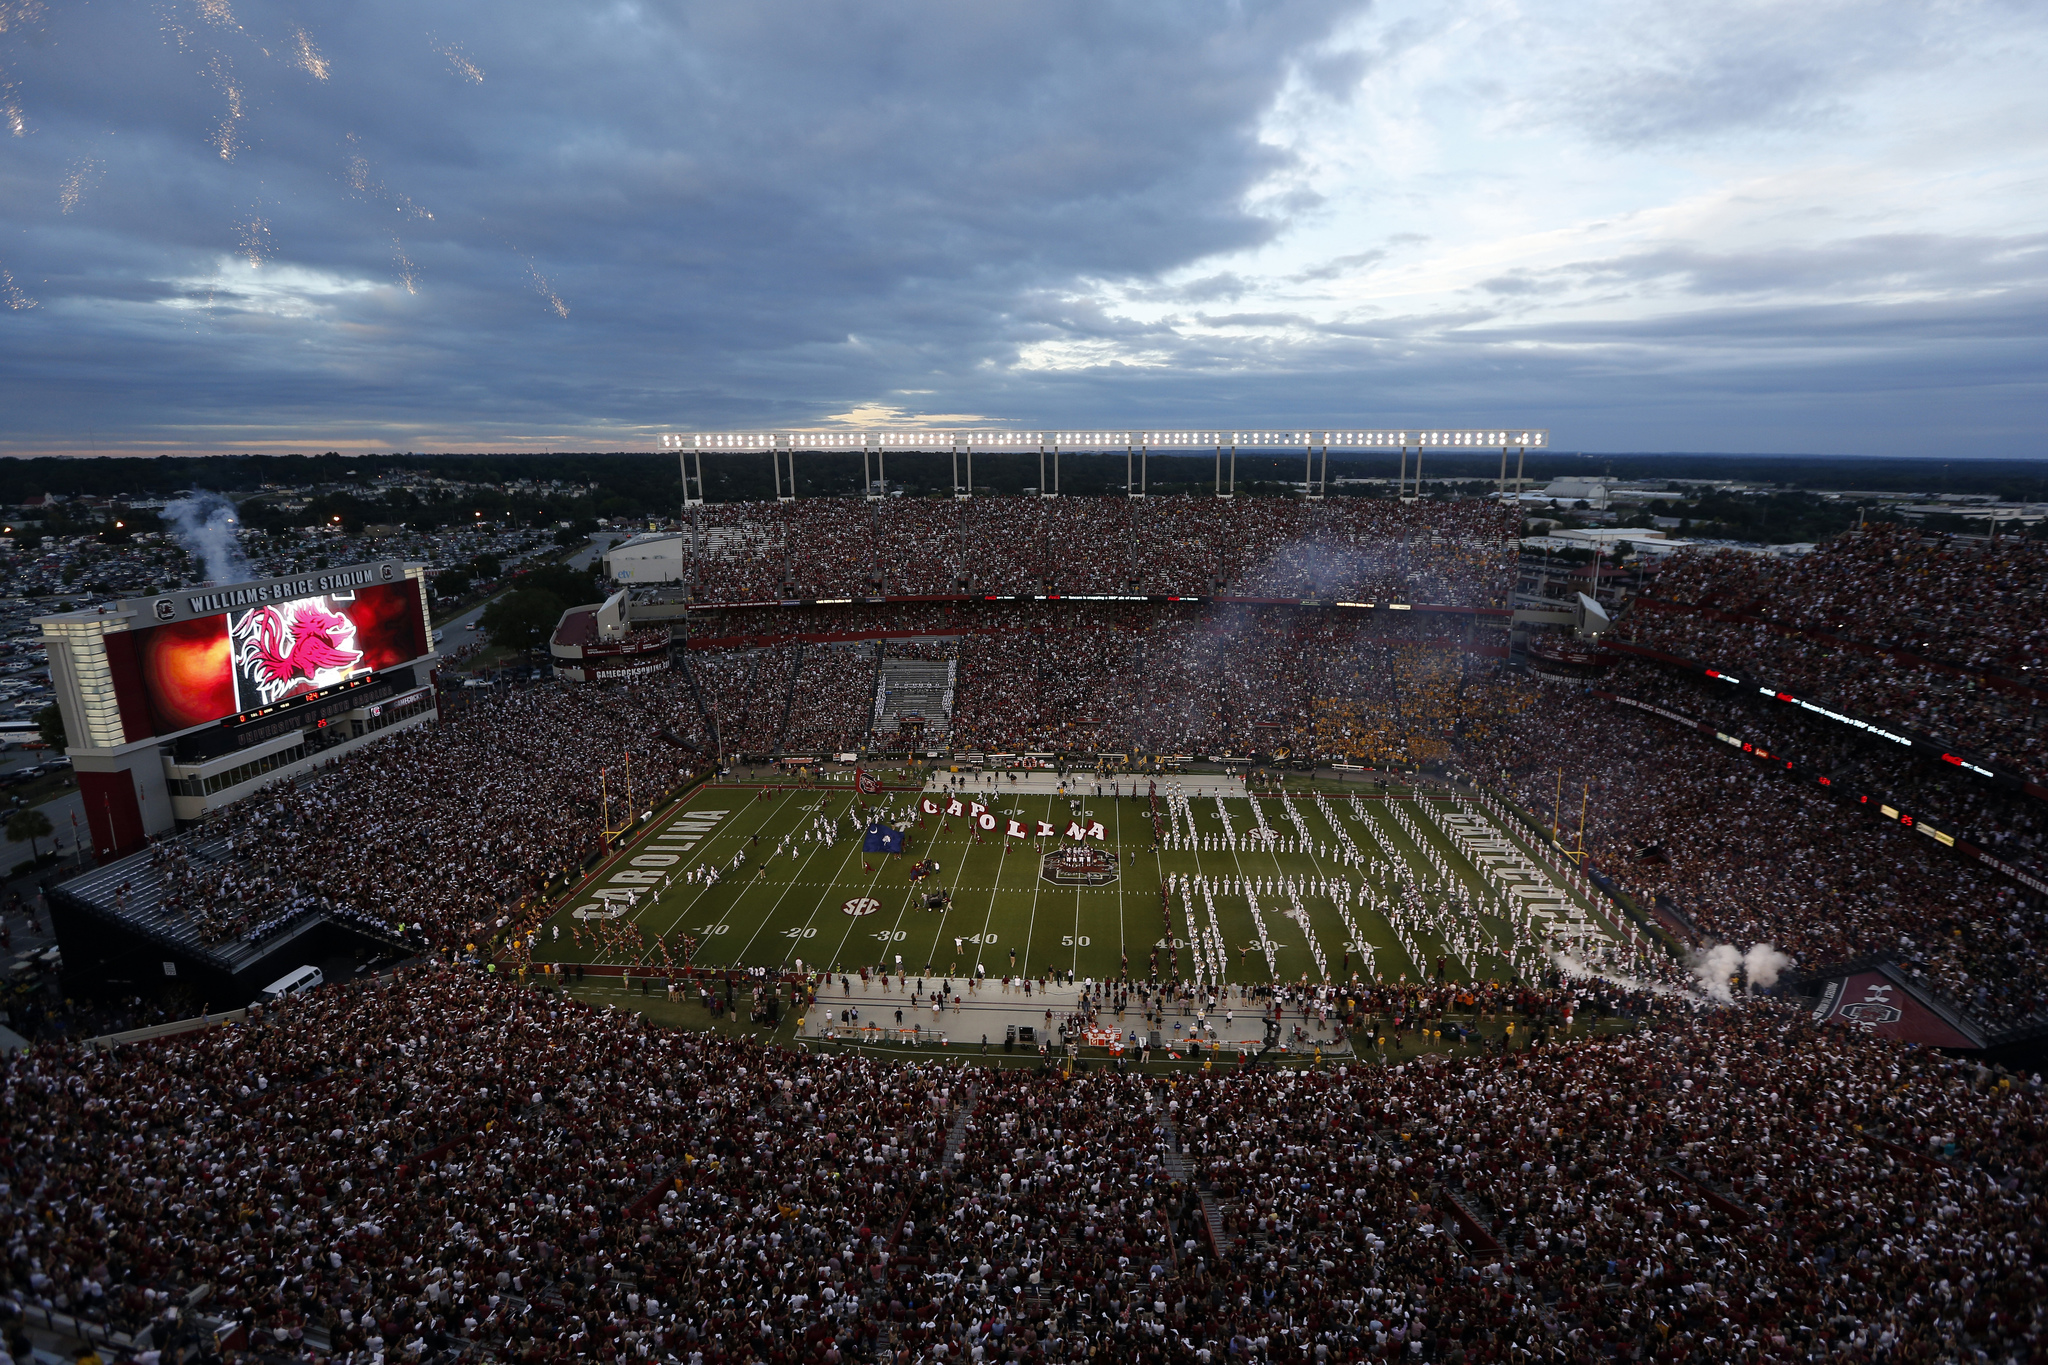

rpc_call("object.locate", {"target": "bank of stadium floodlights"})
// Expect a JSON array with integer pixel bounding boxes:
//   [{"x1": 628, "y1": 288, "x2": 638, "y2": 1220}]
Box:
[{"x1": 659, "y1": 428, "x2": 1549, "y2": 505}]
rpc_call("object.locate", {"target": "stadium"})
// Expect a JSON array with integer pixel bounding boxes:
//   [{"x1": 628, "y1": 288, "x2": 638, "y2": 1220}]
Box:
[{"x1": 17, "y1": 430, "x2": 2048, "y2": 1365}]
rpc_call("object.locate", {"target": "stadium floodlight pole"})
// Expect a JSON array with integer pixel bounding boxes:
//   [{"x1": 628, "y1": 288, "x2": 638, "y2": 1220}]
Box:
[
  {"x1": 1398, "y1": 445, "x2": 1408, "y2": 500},
  {"x1": 1499, "y1": 445, "x2": 1509, "y2": 498},
  {"x1": 1214, "y1": 435, "x2": 1222, "y2": 496},
  {"x1": 1415, "y1": 446, "x2": 1423, "y2": 500},
  {"x1": 1515, "y1": 444, "x2": 1526, "y2": 497},
  {"x1": 1141, "y1": 433, "x2": 1148, "y2": 496},
  {"x1": 1125, "y1": 434, "x2": 1133, "y2": 497},
  {"x1": 1319, "y1": 435, "x2": 1330, "y2": 498},
  {"x1": 1039, "y1": 436, "x2": 1048, "y2": 499}
]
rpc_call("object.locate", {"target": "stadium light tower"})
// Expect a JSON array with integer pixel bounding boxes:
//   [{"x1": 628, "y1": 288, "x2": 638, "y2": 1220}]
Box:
[{"x1": 663, "y1": 426, "x2": 1547, "y2": 503}]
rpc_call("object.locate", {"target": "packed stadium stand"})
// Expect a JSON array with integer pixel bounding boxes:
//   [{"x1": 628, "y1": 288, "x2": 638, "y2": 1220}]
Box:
[
  {"x1": 14, "y1": 499, "x2": 2048, "y2": 1364},
  {"x1": 665, "y1": 495, "x2": 1522, "y2": 604},
  {"x1": 4, "y1": 969, "x2": 2042, "y2": 1363}
]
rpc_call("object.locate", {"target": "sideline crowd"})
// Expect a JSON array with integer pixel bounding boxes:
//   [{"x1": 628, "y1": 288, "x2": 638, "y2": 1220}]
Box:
[{"x1": 0, "y1": 967, "x2": 2039, "y2": 1364}]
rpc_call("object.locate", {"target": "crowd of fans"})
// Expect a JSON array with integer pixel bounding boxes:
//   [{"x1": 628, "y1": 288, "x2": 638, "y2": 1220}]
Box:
[
  {"x1": 680, "y1": 646, "x2": 798, "y2": 758},
  {"x1": 143, "y1": 680, "x2": 704, "y2": 952},
  {"x1": 1458, "y1": 679, "x2": 2048, "y2": 1030},
  {"x1": 782, "y1": 645, "x2": 883, "y2": 757},
  {"x1": 3, "y1": 967, "x2": 2041, "y2": 1365},
  {"x1": 676, "y1": 602, "x2": 1502, "y2": 762},
  {"x1": 16, "y1": 510, "x2": 2048, "y2": 1363},
  {"x1": 1619, "y1": 525, "x2": 2048, "y2": 781},
  {"x1": 1598, "y1": 658, "x2": 2048, "y2": 881},
  {"x1": 670, "y1": 495, "x2": 1520, "y2": 605}
]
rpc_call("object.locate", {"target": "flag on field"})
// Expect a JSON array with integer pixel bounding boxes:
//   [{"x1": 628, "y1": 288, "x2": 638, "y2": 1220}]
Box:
[
  {"x1": 855, "y1": 766, "x2": 881, "y2": 795},
  {"x1": 863, "y1": 822, "x2": 906, "y2": 854}
]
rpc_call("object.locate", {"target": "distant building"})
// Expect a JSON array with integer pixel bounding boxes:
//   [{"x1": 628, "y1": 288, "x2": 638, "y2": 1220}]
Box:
[
  {"x1": 1539, "y1": 477, "x2": 1609, "y2": 507},
  {"x1": 604, "y1": 531, "x2": 688, "y2": 584},
  {"x1": 1520, "y1": 527, "x2": 1692, "y2": 558}
]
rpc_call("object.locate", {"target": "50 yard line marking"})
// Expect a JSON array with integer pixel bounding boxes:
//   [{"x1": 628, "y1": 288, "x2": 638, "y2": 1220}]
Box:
[{"x1": 1016, "y1": 791, "x2": 1057, "y2": 977}]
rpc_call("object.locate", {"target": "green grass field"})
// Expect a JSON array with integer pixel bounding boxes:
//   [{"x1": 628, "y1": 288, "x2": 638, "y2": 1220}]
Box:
[{"x1": 530, "y1": 780, "x2": 1613, "y2": 986}]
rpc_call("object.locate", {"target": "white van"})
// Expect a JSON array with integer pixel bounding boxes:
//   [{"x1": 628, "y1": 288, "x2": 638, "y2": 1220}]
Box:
[{"x1": 260, "y1": 965, "x2": 324, "y2": 1002}]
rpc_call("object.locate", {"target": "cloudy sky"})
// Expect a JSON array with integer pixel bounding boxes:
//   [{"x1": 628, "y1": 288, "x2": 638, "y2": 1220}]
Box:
[{"x1": 1, "y1": 0, "x2": 2044, "y2": 456}]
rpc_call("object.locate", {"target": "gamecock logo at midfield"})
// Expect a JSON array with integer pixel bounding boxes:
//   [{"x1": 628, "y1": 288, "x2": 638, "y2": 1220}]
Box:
[{"x1": 230, "y1": 596, "x2": 366, "y2": 707}]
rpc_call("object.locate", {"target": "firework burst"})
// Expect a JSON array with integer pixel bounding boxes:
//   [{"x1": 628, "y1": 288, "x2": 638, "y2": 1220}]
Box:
[
  {"x1": 0, "y1": 265, "x2": 36, "y2": 311},
  {"x1": 429, "y1": 35, "x2": 484, "y2": 84},
  {"x1": 59, "y1": 156, "x2": 103, "y2": 213},
  {"x1": 526, "y1": 262, "x2": 569, "y2": 318},
  {"x1": 289, "y1": 25, "x2": 327, "y2": 80},
  {"x1": 236, "y1": 212, "x2": 272, "y2": 267},
  {"x1": 205, "y1": 52, "x2": 243, "y2": 159},
  {"x1": 392, "y1": 234, "x2": 419, "y2": 295},
  {"x1": 0, "y1": 0, "x2": 44, "y2": 136}
]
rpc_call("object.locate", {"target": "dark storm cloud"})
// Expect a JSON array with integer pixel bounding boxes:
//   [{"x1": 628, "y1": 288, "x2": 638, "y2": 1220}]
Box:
[
  {"x1": 951, "y1": 281, "x2": 2048, "y2": 452},
  {"x1": 4, "y1": 0, "x2": 2046, "y2": 459},
  {"x1": 0, "y1": 0, "x2": 1367, "y2": 451}
]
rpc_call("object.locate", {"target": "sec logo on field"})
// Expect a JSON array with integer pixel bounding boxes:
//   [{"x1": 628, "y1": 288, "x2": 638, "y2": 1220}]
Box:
[{"x1": 841, "y1": 897, "x2": 881, "y2": 917}]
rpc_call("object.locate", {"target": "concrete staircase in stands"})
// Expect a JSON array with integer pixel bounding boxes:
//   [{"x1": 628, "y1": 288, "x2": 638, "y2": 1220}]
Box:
[{"x1": 875, "y1": 658, "x2": 955, "y2": 743}]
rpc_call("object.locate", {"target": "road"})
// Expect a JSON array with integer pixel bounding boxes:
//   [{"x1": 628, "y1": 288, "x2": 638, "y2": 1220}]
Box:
[
  {"x1": 0, "y1": 786, "x2": 86, "y2": 880},
  {"x1": 427, "y1": 533, "x2": 616, "y2": 645}
]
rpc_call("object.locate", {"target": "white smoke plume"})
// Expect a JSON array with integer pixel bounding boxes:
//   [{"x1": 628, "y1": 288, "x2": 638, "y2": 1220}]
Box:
[
  {"x1": 1551, "y1": 951, "x2": 1689, "y2": 1001},
  {"x1": 1687, "y1": 941, "x2": 1795, "y2": 1002},
  {"x1": 163, "y1": 489, "x2": 252, "y2": 585},
  {"x1": 1691, "y1": 943, "x2": 1745, "y2": 1002},
  {"x1": 1742, "y1": 943, "x2": 1793, "y2": 991}
]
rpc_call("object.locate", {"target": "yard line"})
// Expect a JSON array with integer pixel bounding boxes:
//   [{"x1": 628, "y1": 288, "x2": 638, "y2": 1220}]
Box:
[
  {"x1": 553, "y1": 786, "x2": 781, "y2": 958},
  {"x1": 960, "y1": 792, "x2": 1026, "y2": 980},
  {"x1": 815, "y1": 801, "x2": 925, "y2": 975},
  {"x1": 1016, "y1": 792, "x2": 1057, "y2": 977},
  {"x1": 728, "y1": 792, "x2": 871, "y2": 967},
  {"x1": 1113, "y1": 786, "x2": 1129, "y2": 975},
  {"x1": 634, "y1": 788, "x2": 813, "y2": 961},
  {"x1": 742, "y1": 790, "x2": 881, "y2": 967},
  {"x1": 912, "y1": 811, "x2": 994, "y2": 979}
]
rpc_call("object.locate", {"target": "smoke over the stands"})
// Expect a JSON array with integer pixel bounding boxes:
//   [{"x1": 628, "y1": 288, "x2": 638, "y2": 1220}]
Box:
[
  {"x1": 163, "y1": 489, "x2": 252, "y2": 586},
  {"x1": 1690, "y1": 942, "x2": 1794, "y2": 1002}
]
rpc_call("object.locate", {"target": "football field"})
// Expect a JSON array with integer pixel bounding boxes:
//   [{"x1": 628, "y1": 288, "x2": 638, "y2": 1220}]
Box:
[{"x1": 530, "y1": 779, "x2": 1622, "y2": 986}]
